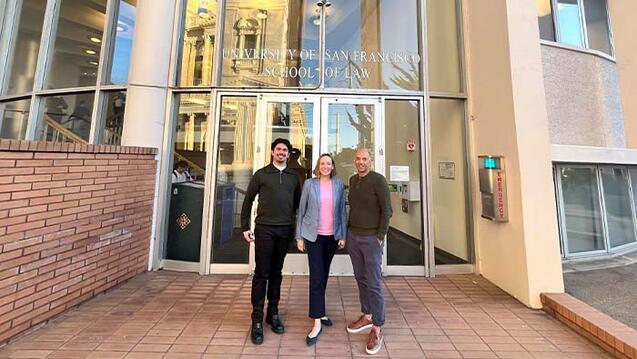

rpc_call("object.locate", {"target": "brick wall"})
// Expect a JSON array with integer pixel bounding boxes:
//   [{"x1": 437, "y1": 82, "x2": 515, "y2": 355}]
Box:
[{"x1": 0, "y1": 139, "x2": 157, "y2": 343}]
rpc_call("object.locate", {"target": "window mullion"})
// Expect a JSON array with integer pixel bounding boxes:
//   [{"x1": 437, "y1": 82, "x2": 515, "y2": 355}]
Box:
[
  {"x1": 0, "y1": 0, "x2": 20, "y2": 95},
  {"x1": 578, "y1": 0, "x2": 589, "y2": 49},
  {"x1": 25, "y1": 0, "x2": 60, "y2": 140},
  {"x1": 551, "y1": 0, "x2": 561, "y2": 43}
]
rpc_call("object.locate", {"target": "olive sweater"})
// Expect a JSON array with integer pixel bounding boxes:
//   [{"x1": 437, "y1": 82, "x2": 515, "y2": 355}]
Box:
[
  {"x1": 347, "y1": 171, "x2": 393, "y2": 238},
  {"x1": 241, "y1": 164, "x2": 301, "y2": 230}
]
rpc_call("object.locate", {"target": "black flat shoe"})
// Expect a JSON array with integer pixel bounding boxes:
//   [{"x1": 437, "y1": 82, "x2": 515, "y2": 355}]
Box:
[
  {"x1": 266, "y1": 313, "x2": 285, "y2": 334},
  {"x1": 250, "y1": 322, "x2": 264, "y2": 345},
  {"x1": 306, "y1": 328, "x2": 323, "y2": 346},
  {"x1": 320, "y1": 317, "x2": 333, "y2": 326}
]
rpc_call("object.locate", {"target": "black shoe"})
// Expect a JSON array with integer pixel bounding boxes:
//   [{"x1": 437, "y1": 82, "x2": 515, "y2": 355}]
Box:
[
  {"x1": 306, "y1": 328, "x2": 322, "y2": 346},
  {"x1": 320, "y1": 317, "x2": 333, "y2": 326},
  {"x1": 251, "y1": 322, "x2": 264, "y2": 345},
  {"x1": 265, "y1": 313, "x2": 285, "y2": 334}
]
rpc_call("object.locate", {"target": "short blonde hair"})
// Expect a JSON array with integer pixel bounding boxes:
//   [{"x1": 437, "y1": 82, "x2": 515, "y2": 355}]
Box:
[{"x1": 312, "y1": 153, "x2": 336, "y2": 178}]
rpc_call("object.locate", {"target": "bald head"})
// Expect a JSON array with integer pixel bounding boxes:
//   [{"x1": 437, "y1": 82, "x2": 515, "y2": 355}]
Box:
[{"x1": 354, "y1": 148, "x2": 372, "y2": 176}]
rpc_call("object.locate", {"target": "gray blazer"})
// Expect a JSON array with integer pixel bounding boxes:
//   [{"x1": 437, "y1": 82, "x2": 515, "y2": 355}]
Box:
[{"x1": 295, "y1": 177, "x2": 347, "y2": 242}]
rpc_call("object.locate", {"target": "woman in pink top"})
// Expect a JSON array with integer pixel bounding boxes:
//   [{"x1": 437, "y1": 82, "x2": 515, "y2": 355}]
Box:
[{"x1": 295, "y1": 154, "x2": 347, "y2": 346}]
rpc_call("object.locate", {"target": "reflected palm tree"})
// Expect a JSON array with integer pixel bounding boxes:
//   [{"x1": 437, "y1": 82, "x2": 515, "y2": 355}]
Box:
[{"x1": 390, "y1": 62, "x2": 419, "y2": 91}]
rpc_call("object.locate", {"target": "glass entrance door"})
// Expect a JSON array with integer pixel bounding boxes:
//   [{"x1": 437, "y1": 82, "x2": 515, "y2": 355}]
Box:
[{"x1": 210, "y1": 94, "x2": 427, "y2": 276}]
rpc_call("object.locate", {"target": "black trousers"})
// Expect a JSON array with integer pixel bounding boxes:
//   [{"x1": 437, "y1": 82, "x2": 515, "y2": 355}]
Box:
[
  {"x1": 307, "y1": 234, "x2": 338, "y2": 319},
  {"x1": 251, "y1": 224, "x2": 292, "y2": 322}
]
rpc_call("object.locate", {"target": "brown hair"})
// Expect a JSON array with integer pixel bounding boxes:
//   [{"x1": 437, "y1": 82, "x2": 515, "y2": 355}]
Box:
[{"x1": 312, "y1": 153, "x2": 336, "y2": 178}]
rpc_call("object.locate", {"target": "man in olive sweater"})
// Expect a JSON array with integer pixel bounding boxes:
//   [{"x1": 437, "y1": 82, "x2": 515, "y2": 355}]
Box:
[
  {"x1": 241, "y1": 138, "x2": 301, "y2": 345},
  {"x1": 346, "y1": 148, "x2": 392, "y2": 355}
]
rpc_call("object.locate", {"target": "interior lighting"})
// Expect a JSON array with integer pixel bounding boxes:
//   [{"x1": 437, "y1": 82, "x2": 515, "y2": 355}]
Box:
[
  {"x1": 84, "y1": 49, "x2": 97, "y2": 55},
  {"x1": 89, "y1": 36, "x2": 101, "y2": 43},
  {"x1": 256, "y1": 9, "x2": 268, "y2": 19},
  {"x1": 536, "y1": 0, "x2": 551, "y2": 17}
]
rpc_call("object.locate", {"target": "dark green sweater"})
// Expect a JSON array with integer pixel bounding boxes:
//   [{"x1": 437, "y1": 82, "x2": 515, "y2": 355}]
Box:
[
  {"x1": 241, "y1": 164, "x2": 301, "y2": 230},
  {"x1": 348, "y1": 171, "x2": 393, "y2": 238}
]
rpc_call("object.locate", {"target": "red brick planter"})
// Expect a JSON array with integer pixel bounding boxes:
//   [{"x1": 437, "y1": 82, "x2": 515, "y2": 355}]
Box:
[
  {"x1": 542, "y1": 292, "x2": 637, "y2": 358},
  {"x1": 0, "y1": 139, "x2": 157, "y2": 343}
]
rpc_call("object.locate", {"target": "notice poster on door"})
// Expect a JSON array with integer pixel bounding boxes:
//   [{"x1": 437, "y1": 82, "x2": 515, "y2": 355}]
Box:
[{"x1": 390, "y1": 166, "x2": 410, "y2": 182}]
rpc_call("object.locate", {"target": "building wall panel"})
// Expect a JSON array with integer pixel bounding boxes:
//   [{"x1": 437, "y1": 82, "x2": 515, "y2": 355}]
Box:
[{"x1": 542, "y1": 45, "x2": 626, "y2": 147}]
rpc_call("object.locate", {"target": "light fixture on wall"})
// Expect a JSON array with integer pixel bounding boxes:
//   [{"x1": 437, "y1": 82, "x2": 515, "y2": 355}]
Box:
[{"x1": 256, "y1": 9, "x2": 268, "y2": 19}]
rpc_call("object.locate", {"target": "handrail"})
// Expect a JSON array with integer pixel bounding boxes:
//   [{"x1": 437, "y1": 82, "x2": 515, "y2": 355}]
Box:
[{"x1": 43, "y1": 115, "x2": 88, "y2": 144}]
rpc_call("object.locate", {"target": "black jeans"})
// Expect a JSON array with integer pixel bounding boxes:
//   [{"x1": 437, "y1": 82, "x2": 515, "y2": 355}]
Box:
[
  {"x1": 307, "y1": 234, "x2": 338, "y2": 319},
  {"x1": 251, "y1": 224, "x2": 292, "y2": 322}
]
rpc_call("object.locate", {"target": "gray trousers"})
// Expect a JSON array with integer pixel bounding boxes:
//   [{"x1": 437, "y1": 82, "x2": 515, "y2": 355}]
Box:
[{"x1": 347, "y1": 232, "x2": 385, "y2": 326}]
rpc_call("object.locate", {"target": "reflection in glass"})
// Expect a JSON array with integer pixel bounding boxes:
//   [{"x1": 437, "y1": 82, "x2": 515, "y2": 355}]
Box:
[
  {"x1": 0, "y1": 100, "x2": 31, "y2": 140},
  {"x1": 559, "y1": 167, "x2": 605, "y2": 253},
  {"x1": 108, "y1": 0, "x2": 137, "y2": 84},
  {"x1": 220, "y1": 0, "x2": 319, "y2": 87},
  {"x1": 327, "y1": 103, "x2": 374, "y2": 182},
  {"x1": 430, "y1": 99, "x2": 470, "y2": 264},
  {"x1": 385, "y1": 100, "x2": 423, "y2": 266},
  {"x1": 556, "y1": 0, "x2": 585, "y2": 48},
  {"x1": 326, "y1": 102, "x2": 374, "y2": 257},
  {"x1": 2, "y1": 0, "x2": 46, "y2": 95},
  {"x1": 631, "y1": 168, "x2": 637, "y2": 219},
  {"x1": 582, "y1": 0, "x2": 612, "y2": 55},
  {"x1": 101, "y1": 91, "x2": 126, "y2": 145},
  {"x1": 600, "y1": 167, "x2": 636, "y2": 248},
  {"x1": 46, "y1": 0, "x2": 107, "y2": 89},
  {"x1": 165, "y1": 94, "x2": 210, "y2": 262},
  {"x1": 40, "y1": 93, "x2": 94, "y2": 143},
  {"x1": 212, "y1": 97, "x2": 256, "y2": 264},
  {"x1": 427, "y1": 0, "x2": 462, "y2": 92},
  {"x1": 537, "y1": 0, "x2": 556, "y2": 41},
  {"x1": 264, "y1": 101, "x2": 314, "y2": 254},
  {"x1": 179, "y1": 0, "x2": 218, "y2": 86},
  {"x1": 325, "y1": 0, "x2": 422, "y2": 90}
]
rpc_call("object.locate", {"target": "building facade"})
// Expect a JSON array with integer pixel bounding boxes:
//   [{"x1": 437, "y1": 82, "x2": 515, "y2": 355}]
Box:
[{"x1": 1, "y1": 0, "x2": 636, "y2": 309}]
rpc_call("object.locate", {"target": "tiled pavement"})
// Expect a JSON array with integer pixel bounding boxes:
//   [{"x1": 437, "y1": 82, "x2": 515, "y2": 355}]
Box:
[{"x1": 0, "y1": 271, "x2": 609, "y2": 359}]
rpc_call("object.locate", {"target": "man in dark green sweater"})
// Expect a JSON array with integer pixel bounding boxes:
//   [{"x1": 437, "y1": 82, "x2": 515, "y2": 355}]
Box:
[
  {"x1": 345, "y1": 148, "x2": 392, "y2": 355},
  {"x1": 241, "y1": 138, "x2": 301, "y2": 345}
]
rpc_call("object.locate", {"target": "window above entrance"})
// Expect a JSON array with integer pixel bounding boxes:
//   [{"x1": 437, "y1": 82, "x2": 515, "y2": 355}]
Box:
[{"x1": 212, "y1": 0, "x2": 423, "y2": 90}]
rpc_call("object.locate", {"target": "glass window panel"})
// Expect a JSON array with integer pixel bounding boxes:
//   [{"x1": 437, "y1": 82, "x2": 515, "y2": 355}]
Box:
[
  {"x1": 220, "y1": 0, "x2": 318, "y2": 88},
  {"x1": 631, "y1": 167, "x2": 637, "y2": 218},
  {"x1": 430, "y1": 99, "x2": 470, "y2": 264},
  {"x1": 0, "y1": 99, "x2": 31, "y2": 140},
  {"x1": 165, "y1": 93, "x2": 210, "y2": 262},
  {"x1": 427, "y1": 0, "x2": 462, "y2": 93},
  {"x1": 107, "y1": 0, "x2": 137, "y2": 84},
  {"x1": 600, "y1": 167, "x2": 636, "y2": 248},
  {"x1": 537, "y1": 0, "x2": 556, "y2": 41},
  {"x1": 559, "y1": 166, "x2": 605, "y2": 253},
  {"x1": 2, "y1": 0, "x2": 46, "y2": 95},
  {"x1": 327, "y1": 103, "x2": 375, "y2": 179},
  {"x1": 101, "y1": 91, "x2": 126, "y2": 145},
  {"x1": 179, "y1": 0, "x2": 218, "y2": 86},
  {"x1": 46, "y1": 0, "x2": 107, "y2": 89},
  {"x1": 211, "y1": 96, "x2": 256, "y2": 264},
  {"x1": 556, "y1": 0, "x2": 585, "y2": 48},
  {"x1": 263, "y1": 101, "x2": 314, "y2": 254},
  {"x1": 385, "y1": 100, "x2": 423, "y2": 266},
  {"x1": 39, "y1": 93, "x2": 94, "y2": 143},
  {"x1": 583, "y1": 0, "x2": 612, "y2": 54},
  {"x1": 325, "y1": 0, "x2": 422, "y2": 90}
]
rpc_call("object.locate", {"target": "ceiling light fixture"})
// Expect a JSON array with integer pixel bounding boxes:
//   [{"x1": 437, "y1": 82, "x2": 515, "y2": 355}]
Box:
[
  {"x1": 88, "y1": 60, "x2": 99, "y2": 66},
  {"x1": 89, "y1": 36, "x2": 101, "y2": 43},
  {"x1": 84, "y1": 49, "x2": 97, "y2": 55}
]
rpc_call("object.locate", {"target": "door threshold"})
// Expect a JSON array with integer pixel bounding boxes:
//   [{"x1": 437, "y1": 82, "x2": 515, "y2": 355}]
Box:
[{"x1": 161, "y1": 259, "x2": 200, "y2": 272}]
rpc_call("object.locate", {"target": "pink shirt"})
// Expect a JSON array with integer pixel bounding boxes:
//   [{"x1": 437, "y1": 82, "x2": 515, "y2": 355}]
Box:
[{"x1": 317, "y1": 180, "x2": 334, "y2": 235}]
